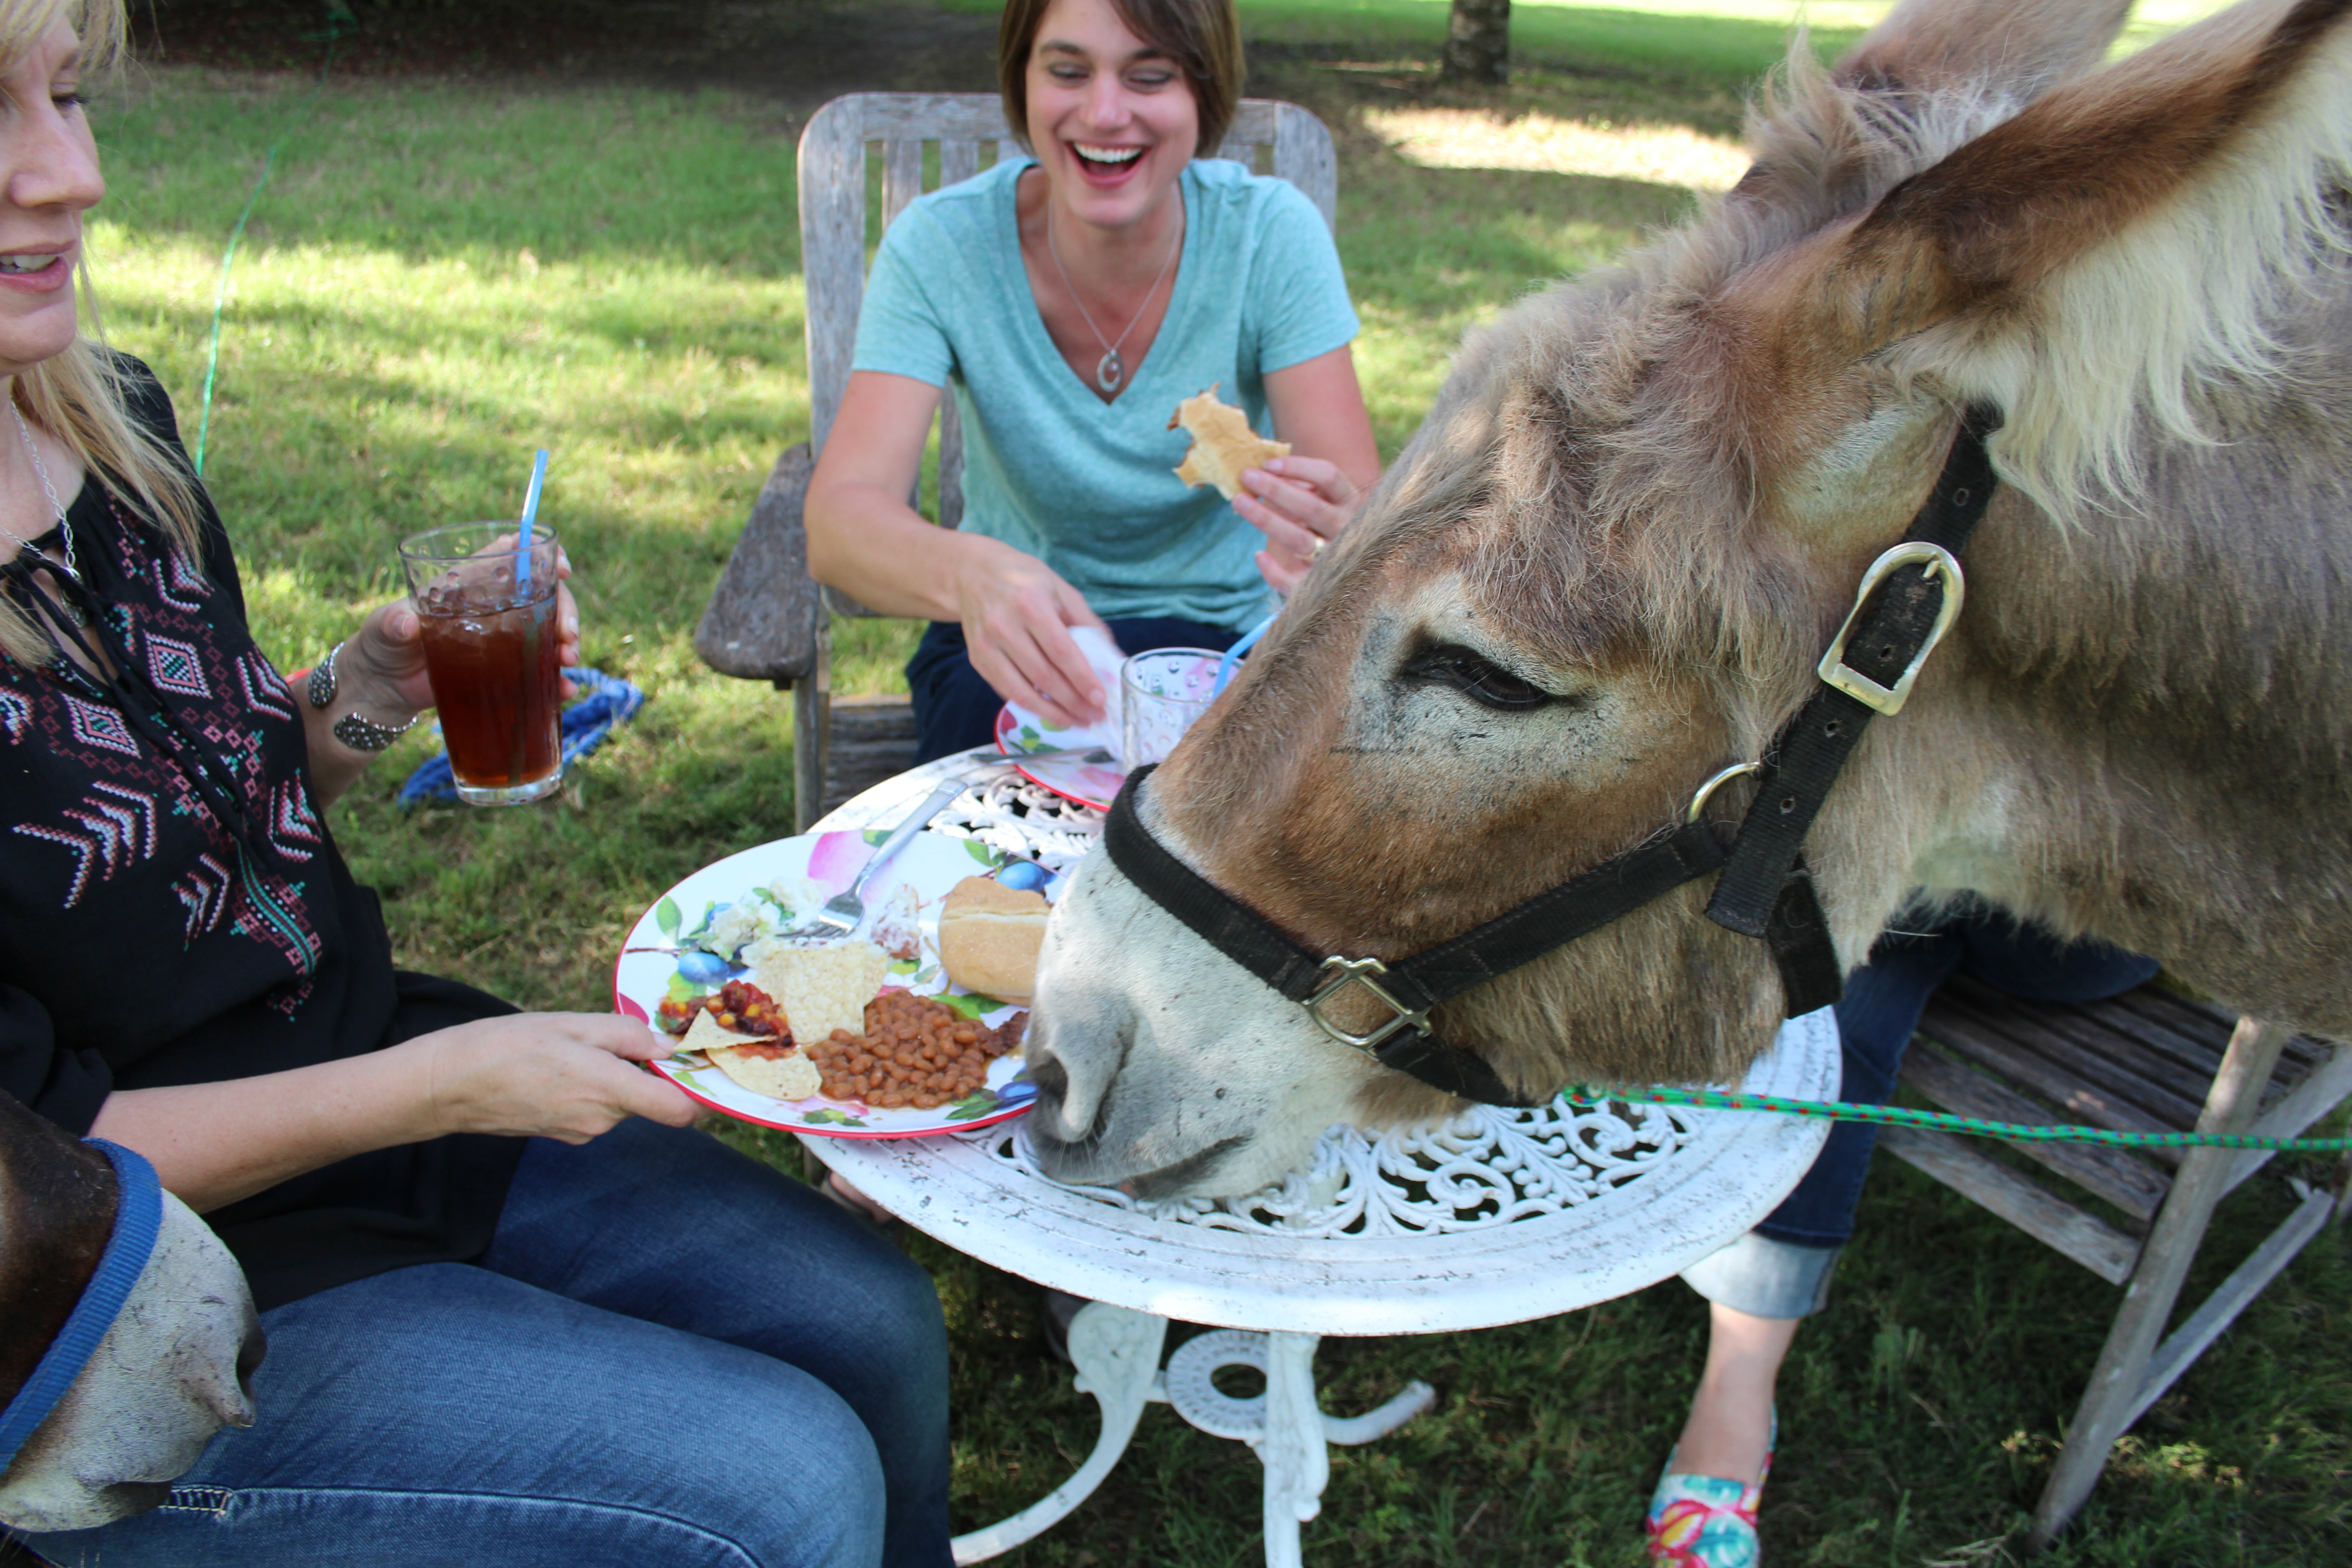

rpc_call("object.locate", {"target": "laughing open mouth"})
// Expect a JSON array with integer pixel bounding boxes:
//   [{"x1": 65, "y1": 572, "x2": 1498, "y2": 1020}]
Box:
[{"x1": 1072, "y1": 143, "x2": 1143, "y2": 169}]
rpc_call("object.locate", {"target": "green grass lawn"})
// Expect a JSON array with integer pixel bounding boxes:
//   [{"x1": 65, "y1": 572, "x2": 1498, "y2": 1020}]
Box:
[{"x1": 82, "y1": 0, "x2": 2347, "y2": 1561}]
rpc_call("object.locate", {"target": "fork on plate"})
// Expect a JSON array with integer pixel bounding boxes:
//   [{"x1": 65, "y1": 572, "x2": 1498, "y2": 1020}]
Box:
[
  {"x1": 779, "y1": 749, "x2": 1112, "y2": 941},
  {"x1": 779, "y1": 777, "x2": 966, "y2": 940}
]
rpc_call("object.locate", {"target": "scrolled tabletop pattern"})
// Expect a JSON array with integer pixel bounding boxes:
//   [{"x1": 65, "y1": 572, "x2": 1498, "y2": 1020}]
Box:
[{"x1": 802, "y1": 750, "x2": 1838, "y2": 1337}]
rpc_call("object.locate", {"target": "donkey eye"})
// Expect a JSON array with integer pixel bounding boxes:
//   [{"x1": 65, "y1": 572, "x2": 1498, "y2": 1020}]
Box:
[{"x1": 1398, "y1": 644, "x2": 1554, "y2": 711}]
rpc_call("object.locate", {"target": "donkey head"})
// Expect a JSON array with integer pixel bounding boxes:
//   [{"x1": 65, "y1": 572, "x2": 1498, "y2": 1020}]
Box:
[{"x1": 1029, "y1": 0, "x2": 2352, "y2": 1197}]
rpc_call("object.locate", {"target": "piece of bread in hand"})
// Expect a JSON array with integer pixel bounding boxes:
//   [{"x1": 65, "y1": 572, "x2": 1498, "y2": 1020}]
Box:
[
  {"x1": 684, "y1": 1008, "x2": 823, "y2": 1101},
  {"x1": 1171, "y1": 385, "x2": 1289, "y2": 500},
  {"x1": 938, "y1": 876, "x2": 1051, "y2": 1003}
]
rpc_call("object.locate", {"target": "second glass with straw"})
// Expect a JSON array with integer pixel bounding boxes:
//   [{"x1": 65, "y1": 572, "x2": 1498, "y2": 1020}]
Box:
[{"x1": 398, "y1": 452, "x2": 563, "y2": 805}]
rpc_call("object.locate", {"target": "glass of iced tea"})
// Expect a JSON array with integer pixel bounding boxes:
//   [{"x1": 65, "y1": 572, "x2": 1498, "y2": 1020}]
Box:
[{"x1": 397, "y1": 522, "x2": 564, "y2": 805}]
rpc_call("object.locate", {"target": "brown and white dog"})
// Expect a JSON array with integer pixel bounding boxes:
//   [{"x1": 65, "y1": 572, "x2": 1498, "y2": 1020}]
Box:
[{"x1": 0, "y1": 1091, "x2": 260, "y2": 1534}]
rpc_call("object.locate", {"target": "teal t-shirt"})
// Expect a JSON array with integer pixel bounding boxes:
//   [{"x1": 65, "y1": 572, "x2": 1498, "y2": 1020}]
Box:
[{"x1": 850, "y1": 157, "x2": 1361, "y2": 629}]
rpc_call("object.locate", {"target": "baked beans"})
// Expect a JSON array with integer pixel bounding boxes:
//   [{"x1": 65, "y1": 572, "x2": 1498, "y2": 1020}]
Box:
[{"x1": 804, "y1": 990, "x2": 1024, "y2": 1111}]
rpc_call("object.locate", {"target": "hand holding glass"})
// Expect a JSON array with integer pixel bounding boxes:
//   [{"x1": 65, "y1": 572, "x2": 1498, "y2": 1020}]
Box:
[{"x1": 399, "y1": 523, "x2": 564, "y2": 805}]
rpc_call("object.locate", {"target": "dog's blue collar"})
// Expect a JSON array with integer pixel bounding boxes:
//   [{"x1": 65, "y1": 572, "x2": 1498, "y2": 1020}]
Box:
[{"x1": 0, "y1": 1140, "x2": 163, "y2": 1474}]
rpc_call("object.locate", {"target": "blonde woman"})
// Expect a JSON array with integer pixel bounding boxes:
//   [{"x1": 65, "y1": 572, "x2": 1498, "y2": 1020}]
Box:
[{"x1": 0, "y1": 7, "x2": 949, "y2": 1565}]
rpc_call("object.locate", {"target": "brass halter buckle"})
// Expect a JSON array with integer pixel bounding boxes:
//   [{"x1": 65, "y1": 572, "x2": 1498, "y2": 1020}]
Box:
[
  {"x1": 1304, "y1": 955, "x2": 1433, "y2": 1055},
  {"x1": 1816, "y1": 542, "x2": 1965, "y2": 716}
]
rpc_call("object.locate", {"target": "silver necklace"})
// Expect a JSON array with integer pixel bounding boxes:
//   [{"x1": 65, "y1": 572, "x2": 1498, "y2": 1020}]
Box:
[
  {"x1": 1046, "y1": 201, "x2": 1183, "y2": 394},
  {"x1": 2, "y1": 401, "x2": 86, "y2": 626}
]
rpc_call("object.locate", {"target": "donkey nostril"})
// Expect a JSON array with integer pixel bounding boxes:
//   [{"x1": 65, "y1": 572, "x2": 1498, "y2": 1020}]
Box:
[{"x1": 1027, "y1": 1053, "x2": 1070, "y2": 1107}]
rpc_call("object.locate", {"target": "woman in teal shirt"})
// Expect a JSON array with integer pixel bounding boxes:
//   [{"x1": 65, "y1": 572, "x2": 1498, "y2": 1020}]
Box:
[{"x1": 806, "y1": 0, "x2": 1381, "y2": 761}]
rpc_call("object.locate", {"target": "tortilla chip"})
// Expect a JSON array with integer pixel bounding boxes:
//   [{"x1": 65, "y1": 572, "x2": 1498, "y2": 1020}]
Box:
[
  {"x1": 753, "y1": 941, "x2": 890, "y2": 1041},
  {"x1": 1171, "y1": 385, "x2": 1290, "y2": 500},
  {"x1": 682, "y1": 1007, "x2": 770, "y2": 1055},
  {"x1": 706, "y1": 1042, "x2": 823, "y2": 1102}
]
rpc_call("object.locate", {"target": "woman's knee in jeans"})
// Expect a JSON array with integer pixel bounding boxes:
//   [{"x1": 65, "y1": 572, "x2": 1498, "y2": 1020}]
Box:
[
  {"x1": 816, "y1": 1241, "x2": 949, "y2": 1426},
  {"x1": 649, "y1": 1363, "x2": 890, "y2": 1568},
  {"x1": 728, "y1": 1428, "x2": 888, "y2": 1568}
]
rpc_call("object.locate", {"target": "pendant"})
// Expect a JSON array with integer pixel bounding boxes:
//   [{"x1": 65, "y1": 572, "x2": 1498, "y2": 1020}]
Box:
[{"x1": 1096, "y1": 350, "x2": 1124, "y2": 393}]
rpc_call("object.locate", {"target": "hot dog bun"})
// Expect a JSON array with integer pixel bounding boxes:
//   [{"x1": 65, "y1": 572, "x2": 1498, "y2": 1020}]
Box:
[{"x1": 938, "y1": 876, "x2": 1050, "y2": 1003}]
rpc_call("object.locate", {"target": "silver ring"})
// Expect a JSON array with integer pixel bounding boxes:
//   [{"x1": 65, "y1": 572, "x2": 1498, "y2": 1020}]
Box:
[{"x1": 1686, "y1": 761, "x2": 1761, "y2": 825}]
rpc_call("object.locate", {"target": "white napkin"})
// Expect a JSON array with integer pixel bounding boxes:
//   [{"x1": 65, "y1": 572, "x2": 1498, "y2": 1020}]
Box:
[
  {"x1": 1068, "y1": 625, "x2": 1128, "y2": 760},
  {"x1": 1001, "y1": 624, "x2": 1129, "y2": 766}
]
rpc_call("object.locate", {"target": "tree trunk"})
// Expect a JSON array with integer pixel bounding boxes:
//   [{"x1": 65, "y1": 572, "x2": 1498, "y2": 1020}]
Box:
[{"x1": 1441, "y1": 0, "x2": 1509, "y2": 85}]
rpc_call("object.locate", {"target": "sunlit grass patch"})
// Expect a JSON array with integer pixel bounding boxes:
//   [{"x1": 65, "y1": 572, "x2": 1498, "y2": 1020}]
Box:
[{"x1": 1364, "y1": 104, "x2": 1749, "y2": 189}]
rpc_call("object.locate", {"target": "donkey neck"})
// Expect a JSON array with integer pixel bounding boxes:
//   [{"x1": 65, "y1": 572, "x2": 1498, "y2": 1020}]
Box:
[{"x1": 1872, "y1": 315, "x2": 2352, "y2": 1022}]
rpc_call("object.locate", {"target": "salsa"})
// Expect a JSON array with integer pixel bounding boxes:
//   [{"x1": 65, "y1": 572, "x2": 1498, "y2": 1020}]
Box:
[{"x1": 656, "y1": 979, "x2": 787, "y2": 1040}]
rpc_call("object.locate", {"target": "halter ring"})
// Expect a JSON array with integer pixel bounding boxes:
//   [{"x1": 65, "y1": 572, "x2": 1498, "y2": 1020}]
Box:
[
  {"x1": 1304, "y1": 955, "x2": 1433, "y2": 1054},
  {"x1": 1686, "y1": 762, "x2": 1762, "y2": 825}
]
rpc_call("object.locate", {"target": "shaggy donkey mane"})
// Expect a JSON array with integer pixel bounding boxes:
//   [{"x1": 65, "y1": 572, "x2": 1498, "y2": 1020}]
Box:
[{"x1": 1306, "y1": 0, "x2": 2352, "y2": 735}]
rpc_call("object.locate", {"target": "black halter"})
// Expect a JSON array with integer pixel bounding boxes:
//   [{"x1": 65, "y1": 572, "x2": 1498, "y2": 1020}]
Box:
[{"x1": 1103, "y1": 404, "x2": 2003, "y2": 1107}]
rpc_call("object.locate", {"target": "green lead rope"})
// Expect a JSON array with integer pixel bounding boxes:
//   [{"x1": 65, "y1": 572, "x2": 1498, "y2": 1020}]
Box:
[{"x1": 1559, "y1": 1084, "x2": 2351, "y2": 1154}]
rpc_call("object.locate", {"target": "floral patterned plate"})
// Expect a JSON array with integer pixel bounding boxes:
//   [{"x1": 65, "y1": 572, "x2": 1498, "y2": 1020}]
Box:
[
  {"x1": 993, "y1": 703, "x2": 1125, "y2": 811},
  {"x1": 611, "y1": 828, "x2": 1040, "y2": 1139}
]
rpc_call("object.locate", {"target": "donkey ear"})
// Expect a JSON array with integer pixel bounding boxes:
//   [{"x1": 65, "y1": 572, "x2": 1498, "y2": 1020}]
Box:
[
  {"x1": 1729, "y1": 1, "x2": 2135, "y2": 227},
  {"x1": 1835, "y1": 0, "x2": 2132, "y2": 102},
  {"x1": 1823, "y1": 0, "x2": 2352, "y2": 352}
]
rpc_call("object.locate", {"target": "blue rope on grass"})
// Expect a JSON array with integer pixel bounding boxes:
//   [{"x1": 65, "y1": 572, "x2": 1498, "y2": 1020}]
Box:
[{"x1": 398, "y1": 667, "x2": 645, "y2": 808}]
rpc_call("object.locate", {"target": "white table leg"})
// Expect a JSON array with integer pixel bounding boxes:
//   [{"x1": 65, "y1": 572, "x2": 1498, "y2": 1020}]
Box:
[
  {"x1": 1258, "y1": 1330, "x2": 1328, "y2": 1568},
  {"x1": 1157, "y1": 1327, "x2": 1436, "y2": 1567},
  {"x1": 1320, "y1": 1379, "x2": 1437, "y2": 1446},
  {"x1": 950, "y1": 1304, "x2": 1168, "y2": 1565}
]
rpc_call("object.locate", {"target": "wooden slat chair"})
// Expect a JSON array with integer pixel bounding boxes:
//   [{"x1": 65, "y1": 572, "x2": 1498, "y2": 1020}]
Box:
[
  {"x1": 693, "y1": 92, "x2": 1339, "y2": 831},
  {"x1": 1880, "y1": 978, "x2": 2352, "y2": 1542}
]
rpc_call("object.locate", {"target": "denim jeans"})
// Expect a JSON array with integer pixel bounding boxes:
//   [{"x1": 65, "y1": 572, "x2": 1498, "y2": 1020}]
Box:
[
  {"x1": 1681, "y1": 911, "x2": 2160, "y2": 1318},
  {"x1": 20, "y1": 1118, "x2": 952, "y2": 1568},
  {"x1": 906, "y1": 617, "x2": 1243, "y2": 764}
]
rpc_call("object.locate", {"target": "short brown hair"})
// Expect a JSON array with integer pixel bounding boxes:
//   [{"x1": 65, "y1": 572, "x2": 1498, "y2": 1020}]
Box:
[{"x1": 998, "y1": 0, "x2": 1243, "y2": 160}]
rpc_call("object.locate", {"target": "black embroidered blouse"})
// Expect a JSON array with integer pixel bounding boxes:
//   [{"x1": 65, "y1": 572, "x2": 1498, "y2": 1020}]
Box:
[{"x1": 0, "y1": 359, "x2": 520, "y2": 1311}]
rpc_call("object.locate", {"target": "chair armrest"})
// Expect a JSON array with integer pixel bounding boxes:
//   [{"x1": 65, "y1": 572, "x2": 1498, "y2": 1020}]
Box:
[{"x1": 695, "y1": 444, "x2": 823, "y2": 682}]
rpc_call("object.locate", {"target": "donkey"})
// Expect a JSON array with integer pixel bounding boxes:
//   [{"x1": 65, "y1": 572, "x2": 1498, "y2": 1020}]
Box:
[
  {"x1": 0, "y1": 1091, "x2": 260, "y2": 1534},
  {"x1": 1027, "y1": 0, "x2": 2352, "y2": 1199}
]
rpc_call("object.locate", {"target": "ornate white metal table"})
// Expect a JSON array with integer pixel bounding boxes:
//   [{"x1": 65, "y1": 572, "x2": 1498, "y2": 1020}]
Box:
[{"x1": 804, "y1": 752, "x2": 1838, "y2": 1567}]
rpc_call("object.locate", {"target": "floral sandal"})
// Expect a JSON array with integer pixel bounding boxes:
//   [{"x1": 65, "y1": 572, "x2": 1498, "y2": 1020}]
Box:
[{"x1": 1643, "y1": 1411, "x2": 1775, "y2": 1568}]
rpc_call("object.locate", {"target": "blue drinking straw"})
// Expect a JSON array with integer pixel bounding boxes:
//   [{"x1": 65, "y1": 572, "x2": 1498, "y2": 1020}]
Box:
[
  {"x1": 515, "y1": 449, "x2": 549, "y2": 592},
  {"x1": 1212, "y1": 611, "x2": 1278, "y2": 696}
]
